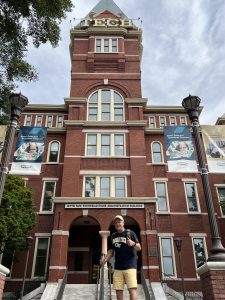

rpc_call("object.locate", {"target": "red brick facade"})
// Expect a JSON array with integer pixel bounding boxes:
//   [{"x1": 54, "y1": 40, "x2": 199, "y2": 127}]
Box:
[{"x1": 2, "y1": 2, "x2": 225, "y2": 297}]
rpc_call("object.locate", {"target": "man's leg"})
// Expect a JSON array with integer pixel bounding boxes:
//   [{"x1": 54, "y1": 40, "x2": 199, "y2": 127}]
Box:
[
  {"x1": 128, "y1": 288, "x2": 137, "y2": 300},
  {"x1": 116, "y1": 290, "x2": 125, "y2": 300}
]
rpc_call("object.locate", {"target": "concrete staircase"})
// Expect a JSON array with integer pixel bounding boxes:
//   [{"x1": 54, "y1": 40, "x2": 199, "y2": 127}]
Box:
[{"x1": 62, "y1": 284, "x2": 145, "y2": 300}]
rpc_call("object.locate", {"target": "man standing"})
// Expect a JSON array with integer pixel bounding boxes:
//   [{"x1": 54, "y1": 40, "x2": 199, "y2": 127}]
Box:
[{"x1": 101, "y1": 215, "x2": 141, "y2": 300}]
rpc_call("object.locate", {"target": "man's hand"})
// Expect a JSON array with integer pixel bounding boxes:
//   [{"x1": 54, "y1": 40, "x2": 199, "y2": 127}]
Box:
[{"x1": 127, "y1": 237, "x2": 136, "y2": 247}]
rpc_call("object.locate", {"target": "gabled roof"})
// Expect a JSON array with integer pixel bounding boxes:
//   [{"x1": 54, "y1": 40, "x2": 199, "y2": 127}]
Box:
[{"x1": 84, "y1": 0, "x2": 128, "y2": 19}]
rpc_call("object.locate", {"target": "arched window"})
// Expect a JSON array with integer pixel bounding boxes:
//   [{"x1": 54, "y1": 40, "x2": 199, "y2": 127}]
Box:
[
  {"x1": 48, "y1": 141, "x2": 60, "y2": 163},
  {"x1": 88, "y1": 89, "x2": 124, "y2": 121},
  {"x1": 152, "y1": 142, "x2": 163, "y2": 163}
]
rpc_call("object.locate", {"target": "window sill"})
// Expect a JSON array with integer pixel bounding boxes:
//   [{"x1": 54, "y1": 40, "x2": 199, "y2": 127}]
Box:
[{"x1": 37, "y1": 211, "x2": 54, "y2": 215}]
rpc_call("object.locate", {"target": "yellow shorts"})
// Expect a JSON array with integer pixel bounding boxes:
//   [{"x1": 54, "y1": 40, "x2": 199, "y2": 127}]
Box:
[{"x1": 113, "y1": 269, "x2": 137, "y2": 290}]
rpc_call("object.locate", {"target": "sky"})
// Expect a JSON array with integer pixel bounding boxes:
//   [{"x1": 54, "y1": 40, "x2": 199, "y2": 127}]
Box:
[{"x1": 18, "y1": 0, "x2": 225, "y2": 124}]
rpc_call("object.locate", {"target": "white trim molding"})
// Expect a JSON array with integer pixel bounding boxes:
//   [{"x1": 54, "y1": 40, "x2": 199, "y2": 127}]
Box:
[
  {"x1": 52, "y1": 230, "x2": 69, "y2": 236},
  {"x1": 49, "y1": 266, "x2": 67, "y2": 270},
  {"x1": 197, "y1": 262, "x2": 225, "y2": 276}
]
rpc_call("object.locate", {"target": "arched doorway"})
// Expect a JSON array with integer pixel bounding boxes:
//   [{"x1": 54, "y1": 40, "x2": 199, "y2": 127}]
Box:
[
  {"x1": 67, "y1": 216, "x2": 101, "y2": 284},
  {"x1": 109, "y1": 216, "x2": 142, "y2": 283}
]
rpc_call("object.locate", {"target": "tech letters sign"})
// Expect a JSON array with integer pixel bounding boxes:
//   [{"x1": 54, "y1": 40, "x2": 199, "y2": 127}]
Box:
[{"x1": 80, "y1": 18, "x2": 133, "y2": 28}]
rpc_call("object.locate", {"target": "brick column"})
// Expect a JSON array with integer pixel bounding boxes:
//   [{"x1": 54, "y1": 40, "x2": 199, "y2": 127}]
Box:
[
  {"x1": 197, "y1": 262, "x2": 225, "y2": 300},
  {"x1": 0, "y1": 264, "x2": 10, "y2": 300}
]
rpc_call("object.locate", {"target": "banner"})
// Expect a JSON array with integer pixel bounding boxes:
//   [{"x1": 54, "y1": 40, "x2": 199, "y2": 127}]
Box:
[
  {"x1": 164, "y1": 126, "x2": 198, "y2": 172},
  {"x1": 201, "y1": 125, "x2": 225, "y2": 173},
  {"x1": 10, "y1": 127, "x2": 47, "y2": 175},
  {"x1": 0, "y1": 125, "x2": 7, "y2": 161}
]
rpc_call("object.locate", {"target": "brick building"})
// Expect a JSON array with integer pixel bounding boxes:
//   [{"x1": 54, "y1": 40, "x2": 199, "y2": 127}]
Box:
[{"x1": 2, "y1": 0, "x2": 225, "y2": 297}]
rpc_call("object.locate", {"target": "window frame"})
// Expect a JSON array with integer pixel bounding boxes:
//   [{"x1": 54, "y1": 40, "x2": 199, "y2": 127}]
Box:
[
  {"x1": 169, "y1": 116, "x2": 177, "y2": 126},
  {"x1": 35, "y1": 115, "x2": 43, "y2": 127},
  {"x1": 184, "y1": 181, "x2": 201, "y2": 213},
  {"x1": 32, "y1": 236, "x2": 50, "y2": 278},
  {"x1": 56, "y1": 115, "x2": 64, "y2": 128},
  {"x1": 40, "y1": 181, "x2": 57, "y2": 212},
  {"x1": 85, "y1": 133, "x2": 125, "y2": 157},
  {"x1": 180, "y1": 116, "x2": 187, "y2": 126},
  {"x1": 159, "y1": 116, "x2": 167, "y2": 128},
  {"x1": 95, "y1": 37, "x2": 118, "y2": 53},
  {"x1": 191, "y1": 236, "x2": 207, "y2": 271},
  {"x1": 151, "y1": 141, "x2": 164, "y2": 164},
  {"x1": 83, "y1": 176, "x2": 127, "y2": 198},
  {"x1": 154, "y1": 180, "x2": 170, "y2": 212},
  {"x1": 87, "y1": 89, "x2": 124, "y2": 122},
  {"x1": 216, "y1": 186, "x2": 225, "y2": 216},
  {"x1": 24, "y1": 114, "x2": 32, "y2": 126},
  {"x1": 159, "y1": 237, "x2": 176, "y2": 278},
  {"x1": 47, "y1": 141, "x2": 60, "y2": 163},
  {"x1": 149, "y1": 116, "x2": 156, "y2": 128},
  {"x1": 45, "y1": 115, "x2": 53, "y2": 128}
]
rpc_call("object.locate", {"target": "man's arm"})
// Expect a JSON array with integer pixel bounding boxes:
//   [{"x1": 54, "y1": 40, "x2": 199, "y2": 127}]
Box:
[
  {"x1": 127, "y1": 238, "x2": 141, "y2": 251},
  {"x1": 101, "y1": 249, "x2": 114, "y2": 265}
]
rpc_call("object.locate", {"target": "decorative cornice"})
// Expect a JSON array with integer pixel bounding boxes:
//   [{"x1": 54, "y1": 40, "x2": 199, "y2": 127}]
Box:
[
  {"x1": 64, "y1": 120, "x2": 146, "y2": 127},
  {"x1": 70, "y1": 27, "x2": 141, "y2": 38},
  {"x1": 144, "y1": 105, "x2": 203, "y2": 115},
  {"x1": 125, "y1": 98, "x2": 148, "y2": 104},
  {"x1": 25, "y1": 104, "x2": 67, "y2": 111},
  {"x1": 53, "y1": 197, "x2": 157, "y2": 204},
  {"x1": 197, "y1": 262, "x2": 225, "y2": 275},
  {"x1": 145, "y1": 128, "x2": 164, "y2": 135}
]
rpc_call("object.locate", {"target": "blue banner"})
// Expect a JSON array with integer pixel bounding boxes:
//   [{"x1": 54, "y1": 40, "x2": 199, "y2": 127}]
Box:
[
  {"x1": 10, "y1": 126, "x2": 47, "y2": 175},
  {"x1": 164, "y1": 126, "x2": 198, "y2": 172}
]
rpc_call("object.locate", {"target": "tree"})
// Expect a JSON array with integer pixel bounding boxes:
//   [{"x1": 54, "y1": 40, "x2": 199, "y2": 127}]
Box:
[
  {"x1": 0, "y1": 175, "x2": 36, "y2": 254},
  {"x1": 0, "y1": 0, "x2": 74, "y2": 124}
]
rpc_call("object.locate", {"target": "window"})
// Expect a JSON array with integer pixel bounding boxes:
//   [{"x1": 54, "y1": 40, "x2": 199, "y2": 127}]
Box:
[
  {"x1": 155, "y1": 182, "x2": 169, "y2": 212},
  {"x1": 46, "y1": 115, "x2": 53, "y2": 127},
  {"x1": 24, "y1": 115, "x2": 32, "y2": 126},
  {"x1": 56, "y1": 115, "x2": 64, "y2": 127},
  {"x1": 33, "y1": 237, "x2": 50, "y2": 277},
  {"x1": 84, "y1": 176, "x2": 126, "y2": 198},
  {"x1": 88, "y1": 89, "x2": 124, "y2": 121},
  {"x1": 159, "y1": 116, "x2": 166, "y2": 128},
  {"x1": 152, "y1": 142, "x2": 163, "y2": 163},
  {"x1": 95, "y1": 38, "x2": 118, "y2": 53},
  {"x1": 86, "y1": 133, "x2": 125, "y2": 157},
  {"x1": 41, "y1": 181, "x2": 56, "y2": 212},
  {"x1": 184, "y1": 182, "x2": 200, "y2": 212},
  {"x1": 169, "y1": 116, "x2": 176, "y2": 126},
  {"x1": 160, "y1": 238, "x2": 175, "y2": 276},
  {"x1": 0, "y1": 243, "x2": 14, "y2": 275},
  {"x1": 149, "y1": 116, "x2": 156, "y2": 128},
  {"x1": 217, "y1": 187, "x2": 225, "y2": 216},
  {"x1": 192, "y1": 238, "x2": 207, "y2": 268},
  {"x1": 35, "y1": 115, "x2": 43, "y2": 127},
  {"x1": 180, "y1": 116, "x2": 187, "y2": 126},
  {"x1": 48, "y1": 141, "x2": 60, "y2": 163}
]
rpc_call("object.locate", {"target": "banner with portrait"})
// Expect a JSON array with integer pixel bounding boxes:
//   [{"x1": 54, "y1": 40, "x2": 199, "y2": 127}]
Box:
[
  {"x1": 201, "y1": 125, "x2": 225, "y2": 173},
  {"x1": 0, "y1": 125, "x2": 7, "y2": 161},
  {"x1": 164, "y1": 126, "x2": 198, "y2": 172},
  {"x1": 10, "y1": 126, "x2": 47, "y2": 175}
]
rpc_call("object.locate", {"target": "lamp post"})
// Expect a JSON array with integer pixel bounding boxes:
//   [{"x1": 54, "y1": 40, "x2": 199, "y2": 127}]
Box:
[
  {"x1": 20, "y1": 236, "x2": 33, "y2": 300},
  {"x1": 0, "y1": 93, "x2": 28, "y2": 205},
  {"x1": 182, "y1": 95, "x2": 225, "y2": 262},
  {"x1": 174, "y1": 238, "x2": 186, "y2": 300}
]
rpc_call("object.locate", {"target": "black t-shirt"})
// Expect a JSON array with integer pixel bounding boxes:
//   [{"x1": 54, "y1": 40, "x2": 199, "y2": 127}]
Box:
[{"x1": 109, "y1": 229, "x2": 139, "y2": 270}]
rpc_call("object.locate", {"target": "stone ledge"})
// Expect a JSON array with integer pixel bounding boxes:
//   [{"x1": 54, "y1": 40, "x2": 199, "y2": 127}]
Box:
[
  {"x1": 197, "y1": 262, "x2": 225, "y2": 276},
  {"x1": 0, "y1": 264, "x2": 10, "y2": 276}
]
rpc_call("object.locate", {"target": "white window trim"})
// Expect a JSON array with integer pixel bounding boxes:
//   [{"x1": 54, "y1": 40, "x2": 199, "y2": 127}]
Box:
[
  {"x1": 31, "y1": 237, "x2": 50, "y2": 279},
  {"x1": 191, "y1": 236, "x2": 208, "y2": 276},
  {"x1": 0, "y1": 248, "x2": 15, "y2": 278},
  {"x1": 85, "y1": 133, "x2": 126, "y2": 157},
  {"x1": 47, "y1": 140, "x2": 61, "y2": 163},
  {"x1": 216, "y1": 186, "x2": 225, "y2": 217},
  {"x1": 169, "y1": 116, "x2": 177, "y2": 126},
  {"x1": 35, "y1": 115, "x2": 43, "y2": 127},
  {"x1": 183, "y1": 181, "x2": 201, "y2": 213},
  {"x1": 24, "y1": 114, "x2": 32, "y2": 126},
  {"x1": 83, "y1": 175, "x2": 127, "y2": 198},
  {"x1": 95, "y1": 37, "x2": 118, "y2": 53},
  {"x1": 154, "y1": 180, "x2": 170, "y2": 212},
  {"x1": 159, "y1": 116, "x2": 167, "y2": 128},
  {"x1": 40, "y1": 181, "x2": 56, "y2": 212},
  {"x1": 151, "y1": 141, "x2": 164, "y2": 164},
  {"x1": 56, "y1": 115, "x2": 64, "y2": 128},
  {"x1": 149, "y1": 116, "x2": 156, "y2": 128},
  {"x1": 159, "y1": 237, "x2": 177, "y2": 278},
  {"x1": 180, "y1": 116, "x2": 187, "y2": 126},
  {"x1": 87, "y1": 89, "x2": 124, "y2": 122},
  {"x1": 45, "y1": 115, "x2": 53, "y2": 127}
]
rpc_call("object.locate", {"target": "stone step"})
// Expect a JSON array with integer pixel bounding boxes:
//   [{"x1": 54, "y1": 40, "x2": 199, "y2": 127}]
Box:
[{"x1": 62, "y1": 284, "x2": 145, "y2": 300}]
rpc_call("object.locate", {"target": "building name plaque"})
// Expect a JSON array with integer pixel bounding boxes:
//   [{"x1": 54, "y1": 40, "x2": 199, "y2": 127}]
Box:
[
  {"x1": 80, "y1": 19, "x2": 133, "y2": 28},
  {"x1": 65, "y1": 204, "x2": 144, "y2": 209}
]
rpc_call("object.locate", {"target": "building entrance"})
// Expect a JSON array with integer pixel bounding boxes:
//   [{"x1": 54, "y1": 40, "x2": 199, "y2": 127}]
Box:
[{"x1": 67, "y1": 216, "x2": 101, "y2": 284}]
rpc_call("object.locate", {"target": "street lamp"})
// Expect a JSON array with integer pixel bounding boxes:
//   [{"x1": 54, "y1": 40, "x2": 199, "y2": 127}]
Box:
[
  {"x1": 20, "y1": 236, "x2": 33, "y2": 300},
  {"x1": 174, "y1": 238, "x2": 186, "y2": 300},
  {"x1": 0, "y1": 93, "x2": 28, "y2": 205},
  {"x1": 182, "y1": 95, "x2": 225, "y2": 262}
]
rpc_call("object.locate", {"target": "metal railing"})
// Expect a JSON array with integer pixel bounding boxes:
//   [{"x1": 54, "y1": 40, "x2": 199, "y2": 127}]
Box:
[
  {"x1": 140, "y1": 267, "x2": 153, "y2": 300},
  {"x1": 162, "y1": 273, "x2": 203, "y2": 300},
  {"x1": 98, "y1": 263, "x2": 105, "y2": 300},
  {"x1": 55, "y1": 268, "x2": 68, "y2": 300}
]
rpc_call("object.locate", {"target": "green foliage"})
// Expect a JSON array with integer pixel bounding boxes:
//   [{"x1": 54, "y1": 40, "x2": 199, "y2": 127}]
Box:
[
  {"x1": 0, "y1": 175, "x2": 36, "y2": 253},
  {"x1": 0, "y1": 0, "x2": 74, "y2": 121}
]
